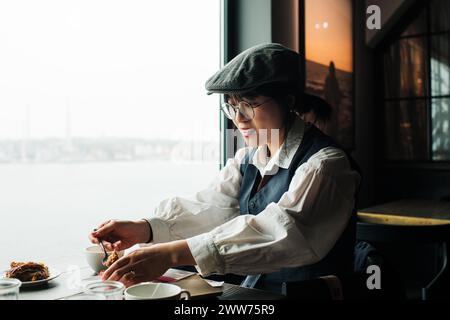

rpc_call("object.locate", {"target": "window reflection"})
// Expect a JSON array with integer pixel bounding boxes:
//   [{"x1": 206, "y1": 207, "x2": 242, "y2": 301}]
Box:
[
  {"x1": 384, "y1": 101, "x2": 429, "y2": 161},
  {"x1": 304, "y1": 0, "x2": 354, "y2": 149},
  {"x1": 432, "y1": 98, "x2": 450, "y2": 160},
  {"x1": 431, "y1": 35, "x2": 450, "y2": 161},
  {"x1": 431, "y1": 35, "x2": 450, "y2": 96},
  {"x1": 382, "y1": 0, "x2": 450, "y2": 161},
  {"x1": 384, "y1": 37, "x2": 428, "y2": 99}
]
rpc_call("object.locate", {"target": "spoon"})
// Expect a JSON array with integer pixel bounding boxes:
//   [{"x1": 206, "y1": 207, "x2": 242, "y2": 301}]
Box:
[{"x1": 93, "y1": 228, "x2": 109, "y2": 265}]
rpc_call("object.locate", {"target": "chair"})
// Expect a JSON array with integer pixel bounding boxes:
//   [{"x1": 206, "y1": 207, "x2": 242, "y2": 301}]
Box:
[{"x1": 282, "y1": 241, "x2": 406, "y2": 299}]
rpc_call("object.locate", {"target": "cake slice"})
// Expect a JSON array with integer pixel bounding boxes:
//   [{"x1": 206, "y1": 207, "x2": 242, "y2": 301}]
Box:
[{"x1": 5, "y1": 261, "x2": 50, "y2": 282}]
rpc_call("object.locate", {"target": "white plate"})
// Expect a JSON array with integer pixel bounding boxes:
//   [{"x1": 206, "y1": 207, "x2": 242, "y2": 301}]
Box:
[{"x1": 3, "y1": 267, "x2": 61, "y2": 288}]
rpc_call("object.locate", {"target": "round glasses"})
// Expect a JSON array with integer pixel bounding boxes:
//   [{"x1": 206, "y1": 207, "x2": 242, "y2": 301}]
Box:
[{"x1": 221, "y1": 98, "x2": 272, "y2": 121}]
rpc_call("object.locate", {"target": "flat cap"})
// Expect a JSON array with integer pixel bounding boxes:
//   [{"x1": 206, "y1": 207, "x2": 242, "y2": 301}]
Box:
[{"x1": 205, "y1": 43, "x2": 300, "y2": 95}]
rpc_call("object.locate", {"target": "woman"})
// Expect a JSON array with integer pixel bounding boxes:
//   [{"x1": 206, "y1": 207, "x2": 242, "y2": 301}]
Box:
[{"x1": 89, "y1": 43, "x2": 361, "y2": 294}]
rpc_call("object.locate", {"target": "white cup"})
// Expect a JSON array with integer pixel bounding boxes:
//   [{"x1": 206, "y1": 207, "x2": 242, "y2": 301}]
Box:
[
  {"x1": 124, "y1": 282, "x2": 191, "y2": 300},
  {"x1": 84, "y1": 245, "x2": 124, "y2": 273}
]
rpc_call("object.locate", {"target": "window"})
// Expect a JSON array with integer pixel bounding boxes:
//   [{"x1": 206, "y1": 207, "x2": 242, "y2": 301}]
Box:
[
  {"x1": 304, "y1": 0, "x2": 354, "y2": 150},
  {"x1": 0, "y1": 1, "x2": 221, "y2": 266},
  {"x1": 381, "y1": 0, "x2": 450, "y2": 161}
]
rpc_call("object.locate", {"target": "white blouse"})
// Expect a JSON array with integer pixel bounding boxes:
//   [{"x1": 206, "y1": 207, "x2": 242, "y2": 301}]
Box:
[{"x1": 145, "y1": 118, "x2": 361, "y2": 277}]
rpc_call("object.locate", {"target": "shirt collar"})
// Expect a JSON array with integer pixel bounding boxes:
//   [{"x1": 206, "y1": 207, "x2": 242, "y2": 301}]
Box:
[{"x1": 251, "y1": 117, "x2": 307, "y2": 176}]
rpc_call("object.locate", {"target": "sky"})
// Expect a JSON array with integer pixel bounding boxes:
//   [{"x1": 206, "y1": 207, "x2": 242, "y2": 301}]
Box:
[
  {"x1": 305, "y1": 0, "x2": 353, "y2": 72},
  {"x1": 0, "y1": 0, "x2": 221, "y2": 140}
]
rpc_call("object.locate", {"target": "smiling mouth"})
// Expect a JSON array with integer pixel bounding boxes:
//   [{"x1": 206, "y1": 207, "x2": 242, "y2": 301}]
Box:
[{"x1": 239, "y1": 128, "x2": 256, "y2": 137}]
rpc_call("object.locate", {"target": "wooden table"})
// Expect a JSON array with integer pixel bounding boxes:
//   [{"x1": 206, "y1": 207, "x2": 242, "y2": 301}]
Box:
[
  {"x1": 14, "y1": 254, "x2": 284, "y2": 300},
  {"x1": 358, "y1": 198, "x2": 450, "y2": 226},
  {"x1": 356, "y1": 198, "x2": 450, "y2": 300}
]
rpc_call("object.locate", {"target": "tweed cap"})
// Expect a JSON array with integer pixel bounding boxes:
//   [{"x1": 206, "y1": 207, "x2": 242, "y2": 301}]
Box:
[{"x1": 205, "y1": 43, "x2": 301, "y2": 95}]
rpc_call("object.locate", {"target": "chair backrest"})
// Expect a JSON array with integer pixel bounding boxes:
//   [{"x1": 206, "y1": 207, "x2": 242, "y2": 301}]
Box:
[{"x1": 354, "y1": 241, "x2": 406, "y2": 299}]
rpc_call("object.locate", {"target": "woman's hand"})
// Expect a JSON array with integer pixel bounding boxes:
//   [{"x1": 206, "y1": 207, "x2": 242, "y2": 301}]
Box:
[
  {"x1": 101, "y1": 240, "x2": 196, "y2": 287},
  {"x1": 88, "y1": 219, "x2": 151, "y2": 251}
]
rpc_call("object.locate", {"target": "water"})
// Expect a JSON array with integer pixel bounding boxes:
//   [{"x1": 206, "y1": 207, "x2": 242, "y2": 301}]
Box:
[{"x1": 0, "y1": 162, "x2": 218, "y2": 269}]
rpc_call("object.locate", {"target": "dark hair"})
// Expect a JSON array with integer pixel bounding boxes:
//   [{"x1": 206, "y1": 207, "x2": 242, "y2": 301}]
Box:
[{"x1": 224, "y1": 82, "x2": 332, "y2": 126}]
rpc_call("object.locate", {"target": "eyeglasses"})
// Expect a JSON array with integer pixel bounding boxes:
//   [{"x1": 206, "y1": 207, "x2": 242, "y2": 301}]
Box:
[{"x1": 221, "y1": 98, "x2": 272, "y2": 121}]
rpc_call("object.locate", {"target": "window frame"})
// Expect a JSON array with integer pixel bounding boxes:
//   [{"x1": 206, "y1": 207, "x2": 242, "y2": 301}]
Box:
[
  {"x1": 375, "y1": 0, "x2": 450, "y2": 169},
  {"x1": 219, "y1": 0, "x2": 236, "y2": 169}
]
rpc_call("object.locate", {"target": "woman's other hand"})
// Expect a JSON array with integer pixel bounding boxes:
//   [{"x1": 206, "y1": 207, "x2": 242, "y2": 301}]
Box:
[
  {"x1": 101, "y1": 240, "x2": 195, "y2": 287},
  {"x1": 88, "y1": 219, "x2": 152, "y2": 251}
]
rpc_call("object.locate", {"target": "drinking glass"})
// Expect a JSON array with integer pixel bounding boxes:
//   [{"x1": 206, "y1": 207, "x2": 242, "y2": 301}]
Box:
[
  {"x1": 0, "y1": 278, "x2": 21, "y2": 300},
  {"x1": 84, "y1": 280, "x2": 124, "y2": 300}
]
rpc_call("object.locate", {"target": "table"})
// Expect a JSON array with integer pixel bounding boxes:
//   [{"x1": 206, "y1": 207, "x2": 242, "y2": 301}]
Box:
[
  {"x1": 14, "y1": 254, "x2": 284, "y2": 300},
  {"x1": 358, "y1": 198, "x2": 450, "y2": 226},
  {"x1": 356, "y1": 198, "x2": 450, "y2": 300}
]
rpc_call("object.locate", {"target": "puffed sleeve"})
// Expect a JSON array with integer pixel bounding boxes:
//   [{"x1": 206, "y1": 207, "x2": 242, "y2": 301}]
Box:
[
  {"x1": 185, "y1": 147, "x2": 361, "y2": 276},
  {"x1": 145, "y1": 147, "x2": 251, "y2": 243}
]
